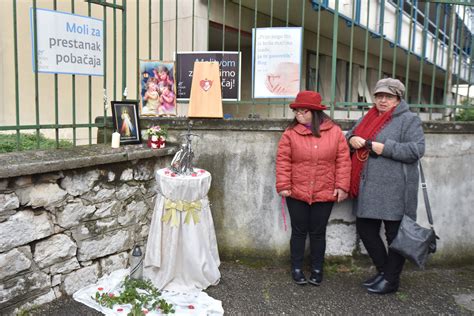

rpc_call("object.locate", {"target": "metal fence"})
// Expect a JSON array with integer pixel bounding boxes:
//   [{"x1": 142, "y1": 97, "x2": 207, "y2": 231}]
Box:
[{"x1": 0, "y1": 0, "x2": 473, "y2": 151}]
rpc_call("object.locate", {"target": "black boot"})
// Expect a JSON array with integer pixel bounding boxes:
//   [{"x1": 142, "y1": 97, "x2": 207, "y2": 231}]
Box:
[
  {"x1": 362, "y1": 272, "x2": 384, "y2": 288},
  {"x1": 367, "y1": 278, "x2": 399, "y2": 294},
  {"x1": 308, "y1": 270, "x2": 323, "y2": 286},
  {"x1": 291, "y1": 269, "x2": 307, "y2": 285}
]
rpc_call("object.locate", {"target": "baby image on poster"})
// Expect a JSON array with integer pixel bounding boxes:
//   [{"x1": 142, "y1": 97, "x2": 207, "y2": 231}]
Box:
[{"x1": 139, "y1": 60, "x2": 177, "y2": 116}]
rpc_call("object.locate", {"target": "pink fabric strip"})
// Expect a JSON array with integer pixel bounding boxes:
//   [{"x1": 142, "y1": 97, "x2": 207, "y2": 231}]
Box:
[{"x1": 281, "y1": 196, "x2": 288, "y2": 231}]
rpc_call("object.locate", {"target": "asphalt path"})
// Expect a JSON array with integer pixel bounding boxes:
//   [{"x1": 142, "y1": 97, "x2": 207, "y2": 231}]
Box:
[{"x1": 26, "y1": 260, "x2": 474, "y2": 315}]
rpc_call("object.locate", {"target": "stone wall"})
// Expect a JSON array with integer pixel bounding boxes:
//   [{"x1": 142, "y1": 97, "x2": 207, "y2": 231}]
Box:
[{"x1": 0, "y1": 145, "x2": 175, "y2": 314}]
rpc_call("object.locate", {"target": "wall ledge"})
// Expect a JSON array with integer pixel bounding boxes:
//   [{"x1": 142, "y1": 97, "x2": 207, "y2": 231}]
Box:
[
  {"x1": 0, "y1": 144, "x2": 178, "y2": 179},
  {"x1": 97, "y1": 116, "x2": 474, "y2": 134}
]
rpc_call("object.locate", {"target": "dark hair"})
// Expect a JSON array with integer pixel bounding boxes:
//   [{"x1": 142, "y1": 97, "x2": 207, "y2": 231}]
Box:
[{"x1": 288, "y1": 110, "x2": 331, "y2": 137}]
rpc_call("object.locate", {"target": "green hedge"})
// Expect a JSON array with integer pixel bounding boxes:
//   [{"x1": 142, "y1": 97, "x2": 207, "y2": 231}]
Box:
[
  {"x1": 0, "y1": 133, "x2": 73, "y2": 153},
  {"x1": 456, "y1": 108, "x2": 474, "y2": 121}
]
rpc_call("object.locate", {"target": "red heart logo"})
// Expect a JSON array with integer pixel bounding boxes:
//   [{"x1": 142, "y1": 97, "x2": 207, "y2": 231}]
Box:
[{"x1": 200, "y1": 79, "x2": 212, "y2": 91}]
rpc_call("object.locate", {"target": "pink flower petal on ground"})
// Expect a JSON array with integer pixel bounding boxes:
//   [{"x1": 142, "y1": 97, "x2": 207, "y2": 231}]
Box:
[
  {"x1": 97, "y1": 287, "x2": 104, "y2": 291},
  {"x1": 191, "y1": 173, "x2": 197, "y2": 177},
  {"x1": 188, "y1": 305, "x2": 195, "y2": 309},
  {"x1": 117, "y1": 308, "x2": 123, "y2": 312}
]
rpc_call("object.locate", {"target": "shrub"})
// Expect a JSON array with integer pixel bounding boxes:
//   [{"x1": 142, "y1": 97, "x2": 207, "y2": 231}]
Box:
[{"x1": 455, "y1": 108, "x2": 474, "y2": 121}]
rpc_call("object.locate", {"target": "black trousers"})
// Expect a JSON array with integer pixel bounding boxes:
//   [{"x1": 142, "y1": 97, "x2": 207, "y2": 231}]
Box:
[
  {"x1": 286, "y1": 197, "x2": 334, "y2": 271},
  {"x1": 356, "y1": 217, "x2": 405, "y2": 283}
]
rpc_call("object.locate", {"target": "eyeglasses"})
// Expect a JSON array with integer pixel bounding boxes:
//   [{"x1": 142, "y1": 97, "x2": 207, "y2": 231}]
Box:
[
  {"x1": 292, "y1": 109, "x2": 309, "y2": 115},
  {"x1": 374, "y1": 94, "x2": 397, "y2": 101}
]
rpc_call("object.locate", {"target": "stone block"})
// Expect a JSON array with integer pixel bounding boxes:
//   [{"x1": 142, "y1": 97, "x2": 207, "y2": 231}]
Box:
[
  {"x1": 49, "y1": 257, "x2": 81, "y2": 275},
  {"x1": 51, "y1": 275, "x2": 61, "y2": 287},
  {"x1": 118, "y1": 200, "x2": 147, "y2": 226},
  {"x1": 60, "y1": 170, "x2": 100, "y2": 196},
  {"x1": 120, "y1": 168, "x2": 134, "y2": 181},
  {"x1": 14, "y1": 187, "x2": 32, "y2": 206},
  {"x1": 0, "y1": 193, "x2": 20, "y2": 214},
  {"x1": 134, "y1": 164, "x2": 154, "y2": 181},
  {"x1": 100, "y1": 252, "x2": 129, "y2": 276},
  {"x1": 0, "y1": 211, "x2": 54, "y2": 253},
  {"x1": 77, "y1": 230, "x2": 130, "y2": 261},
  {"x1": 115, "y1": 183, "x2": 139, "y2": 201},
  {"x1": 0, "y1": 246, "x2": 32, "y2": 280},
  {"x1": 63, "y1": 264, "x2": 99, "y2": 295},
  {"x1": 56, "y1": 201, "x2": 96, "y2": 229},
  {"x1": 0, "y1": 271, "x2": 50, "y2": 306},
  {"x1": 29, "y1": 183, "x2": 67, "y2": 209},
  {"x1": 82, "y1": 186, "x2": 115, "y2": 204},
  {"x1": 33, "y1": 234, "x2": 77, "y2": 268},
  {"x1": 94, "y1": 200, "x2": 121, "y2": 218}
]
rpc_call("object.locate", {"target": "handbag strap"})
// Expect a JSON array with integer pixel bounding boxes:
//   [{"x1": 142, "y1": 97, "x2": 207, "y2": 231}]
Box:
[{"x1": 419, "y1": 162, "x2": 434, "y2": 227}]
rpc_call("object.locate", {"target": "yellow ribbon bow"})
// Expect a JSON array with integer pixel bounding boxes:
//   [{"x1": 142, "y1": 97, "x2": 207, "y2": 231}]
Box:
[
  {"x1": 162, "y1": 199, "x2": 183, "y2": 227},
  {"x1": 162, "y1": 199, "x2": 202, "y2": 226},
  {"x1": 182, "y1": 201, "x2": 202, "y2": 225}
]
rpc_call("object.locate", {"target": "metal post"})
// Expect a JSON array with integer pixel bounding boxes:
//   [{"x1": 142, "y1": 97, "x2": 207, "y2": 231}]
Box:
[{"x1": 444, "y1": 4, "x2": 456, "y2": 121}]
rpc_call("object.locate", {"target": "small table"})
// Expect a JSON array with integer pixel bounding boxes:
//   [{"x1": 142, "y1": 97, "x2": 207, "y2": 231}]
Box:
[{"x1": 144, "y1": 168, "x2": 221, "y2": 292}]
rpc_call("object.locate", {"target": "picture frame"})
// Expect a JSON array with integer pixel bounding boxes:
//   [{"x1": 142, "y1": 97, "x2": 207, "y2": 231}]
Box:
[
  {"x1": 139, "y1": 60, "x2": 177, "y2": 116},
  {"x1": 111, "y1": 100, "x2": 142, "y2": 145}
]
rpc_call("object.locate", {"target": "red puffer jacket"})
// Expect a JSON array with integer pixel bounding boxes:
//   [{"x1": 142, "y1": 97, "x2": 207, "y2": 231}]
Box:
[{"x1": 276, "y1": 121, "x2": 351, "y2": 204}]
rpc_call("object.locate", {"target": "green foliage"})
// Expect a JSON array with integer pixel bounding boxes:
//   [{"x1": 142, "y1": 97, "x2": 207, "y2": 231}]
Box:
[
  {"x1": 455, "y1": 108, "x2": 474, "y2": 121},
  {"x1": 0, "y1": 133, "x2": 73, "y2": 153},
  {"x1": 93, "y1": 276, "x2": 175, "y2": 315}
]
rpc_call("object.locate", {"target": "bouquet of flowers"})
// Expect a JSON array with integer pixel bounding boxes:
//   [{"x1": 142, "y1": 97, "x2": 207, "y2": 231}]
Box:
[{"x1": 144, "y1": 125, "x2": 168, "y2": 148}]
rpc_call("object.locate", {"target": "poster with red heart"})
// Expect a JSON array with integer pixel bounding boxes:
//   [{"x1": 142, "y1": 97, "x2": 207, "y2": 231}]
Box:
[{"x1": 188, "y1": 62, "x2": 223, "y2": 118}]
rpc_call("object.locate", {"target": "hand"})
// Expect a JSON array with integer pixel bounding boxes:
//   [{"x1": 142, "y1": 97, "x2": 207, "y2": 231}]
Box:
[
  {"x1": 349, "y1": 136, "x2": 366, "y2": 149},
  {"x1": 279, "y1": 190, "x2": 291, "y2": 197},
  {"x1": 264, "y1": 62, "x2": 299, "y2": 95},
  {"x1": 371, "y1": 141, "x2": 384, "y2": 155},
  {"x1": 333, "y1": 188, "x2": 348, "y2": 202}
]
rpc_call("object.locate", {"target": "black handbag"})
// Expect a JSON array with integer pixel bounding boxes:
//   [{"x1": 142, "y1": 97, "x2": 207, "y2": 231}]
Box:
[{"x1": 389, "y1": 163, "x2": 439, "y2": 269}]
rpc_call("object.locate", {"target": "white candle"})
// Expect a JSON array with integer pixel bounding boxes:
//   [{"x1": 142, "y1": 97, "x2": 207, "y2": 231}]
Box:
[{"x1": 111, "y1": 132, "x2": 120, "y2": 148}]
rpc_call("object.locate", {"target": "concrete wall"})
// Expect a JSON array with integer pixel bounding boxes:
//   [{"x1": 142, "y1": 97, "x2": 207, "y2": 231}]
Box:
[{"x1": 157, "y1": 119, "x2": 474, "y2": 264}]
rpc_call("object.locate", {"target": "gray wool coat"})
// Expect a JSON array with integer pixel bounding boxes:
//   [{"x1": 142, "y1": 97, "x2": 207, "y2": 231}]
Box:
[{"x1": 346, "y1": 100, "x2": 425, "y2": 221}]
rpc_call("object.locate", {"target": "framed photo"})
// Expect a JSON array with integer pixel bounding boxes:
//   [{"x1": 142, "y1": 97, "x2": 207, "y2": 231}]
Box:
[
  {"x1": 111, "y1": 100, "x2": 141, "y2": 145},
  {"x1": 139, "y1": 60, "x2": 177, "y2": 116}
]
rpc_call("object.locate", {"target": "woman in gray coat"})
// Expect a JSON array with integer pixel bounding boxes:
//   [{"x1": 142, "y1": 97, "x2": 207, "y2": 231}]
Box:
[{"x1": 347, "y1": 78, "x2": 425, "y2": 294}]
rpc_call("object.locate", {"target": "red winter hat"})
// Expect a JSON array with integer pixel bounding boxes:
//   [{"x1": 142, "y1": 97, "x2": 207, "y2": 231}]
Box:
[{"x1": 289, "y1": 91, "x2": 326, "y2": 111}]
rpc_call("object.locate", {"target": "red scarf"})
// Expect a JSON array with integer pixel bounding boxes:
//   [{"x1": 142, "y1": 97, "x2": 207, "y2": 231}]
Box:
[{"x1": 349, "y1": 106, "x2": 396, "y2": 197}]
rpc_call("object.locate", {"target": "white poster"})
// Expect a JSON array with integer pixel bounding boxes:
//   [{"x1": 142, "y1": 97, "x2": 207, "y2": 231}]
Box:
[
  {"x1": 252, "y1": 27, "x2": 302, "y2": 98},
  {"x1": 30, "y1": 8, "x2": 104, "y2": 76}
]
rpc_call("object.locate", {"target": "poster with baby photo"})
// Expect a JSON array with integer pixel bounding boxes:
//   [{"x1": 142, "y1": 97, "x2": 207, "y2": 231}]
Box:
[{"x1": 139, "y1": 60, "x2": 177, "y2": 116}]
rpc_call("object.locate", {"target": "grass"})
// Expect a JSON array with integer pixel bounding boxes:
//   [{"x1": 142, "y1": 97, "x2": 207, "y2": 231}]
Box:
[{"x1": 0, "y1": 133, "x2": 73, "y2": 153}]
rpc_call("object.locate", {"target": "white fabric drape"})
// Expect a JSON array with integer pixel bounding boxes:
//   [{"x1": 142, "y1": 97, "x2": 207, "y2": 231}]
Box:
[{"x1": 144, "y1": 168, "x2": 221, "y2": 293}]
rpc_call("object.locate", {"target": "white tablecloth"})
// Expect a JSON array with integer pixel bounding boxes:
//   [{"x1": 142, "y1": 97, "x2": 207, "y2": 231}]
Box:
[{"x1": 144, "y1": 168, "x2": 221, "y2": 293}]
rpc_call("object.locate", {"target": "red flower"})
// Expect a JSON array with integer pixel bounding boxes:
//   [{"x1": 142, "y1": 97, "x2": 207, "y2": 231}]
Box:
[
  {"x1": 171, "y1": 173, "x2": 176, "y2": 177},
  {"x1": 108, "y1": 293, "x2": 115, "y2": 298},
  {"x1": 198, "y1": 169, "x2": 205, "y2": 173},
  {"x1": 97, "y1": 287, "x2": 104, "y2": 291},
  {"x1": 143, "y1": 309, "x2": 149, "y2": 314},
  {"x1": 188, "y1": 305, "x2": 195, "y2": 309},
  {"x1": 117, "y1": 308, "x2": 123, "y2": 312},
  {"x1": 191, "y1": 173, "x2": 197, "y2": 177}
]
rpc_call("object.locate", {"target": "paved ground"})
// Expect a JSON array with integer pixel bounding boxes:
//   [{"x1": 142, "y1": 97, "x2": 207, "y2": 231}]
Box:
[{"x1": 26, "y1": 259, "x2": 474, "y2": 315}]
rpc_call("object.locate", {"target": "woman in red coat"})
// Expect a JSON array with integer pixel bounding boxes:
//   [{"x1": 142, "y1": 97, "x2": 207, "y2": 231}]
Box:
[{"x1": 276, "y1": 91, "x2": 351, "y2": 285}]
